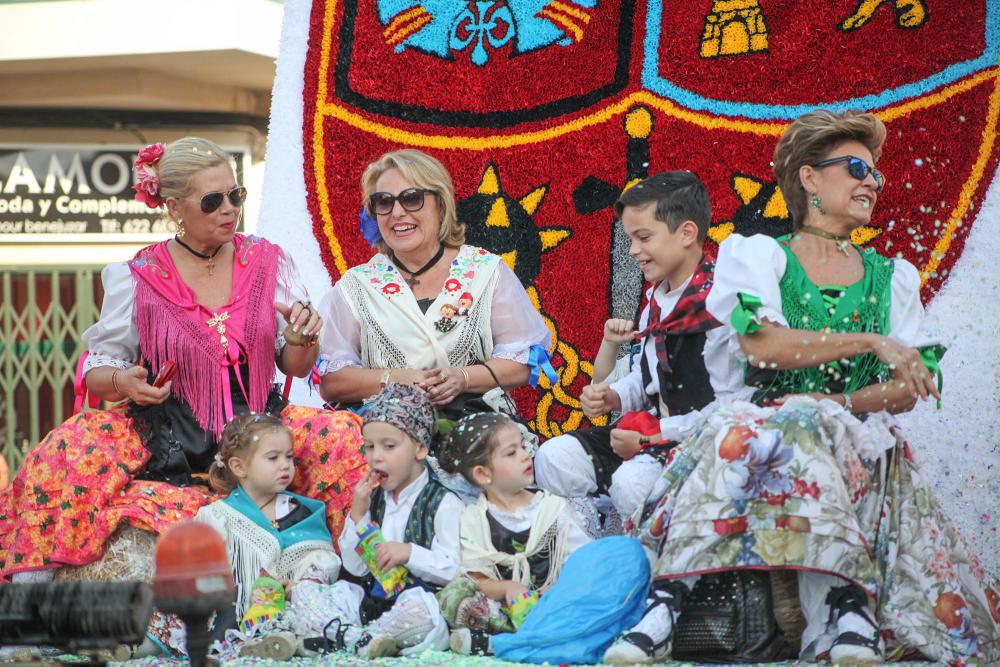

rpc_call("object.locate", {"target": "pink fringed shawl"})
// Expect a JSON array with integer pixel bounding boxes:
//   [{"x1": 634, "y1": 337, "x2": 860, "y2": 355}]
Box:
[{"x1": 129, "y1": 234, "x2": 281, "y2": 439}]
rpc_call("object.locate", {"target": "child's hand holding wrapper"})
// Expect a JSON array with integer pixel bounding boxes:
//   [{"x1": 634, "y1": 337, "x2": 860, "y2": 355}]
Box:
[{"x1": 355, "y1": 522, "x2": 412, "y2": 598}]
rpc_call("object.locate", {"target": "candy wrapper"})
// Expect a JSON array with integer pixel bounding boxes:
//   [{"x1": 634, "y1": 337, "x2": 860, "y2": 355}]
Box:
[
  {"x1": 503, "y1": 589, "x2": 540, "y2": 629},
  {"x1": 355, "y1": 522, "x2": 411, "y2": 598}
]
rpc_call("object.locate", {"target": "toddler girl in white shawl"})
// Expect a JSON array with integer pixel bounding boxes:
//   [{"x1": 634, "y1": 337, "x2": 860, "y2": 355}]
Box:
[{"x1": 436, "y1": 413, "x2": 591, "y2": 655}]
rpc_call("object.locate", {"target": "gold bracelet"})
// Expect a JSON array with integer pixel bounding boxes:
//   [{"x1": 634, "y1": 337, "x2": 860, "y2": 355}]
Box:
[
  {"x1": 112, "y1": 368, "x2": 123, "y2": 396},
  {"x1": 459, "y1": 367, "x2": 471, "y2": 390}
]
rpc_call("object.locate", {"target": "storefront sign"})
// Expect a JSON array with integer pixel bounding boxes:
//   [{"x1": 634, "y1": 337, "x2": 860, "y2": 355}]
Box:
[{"x1": 0, "y1": 145, "x2": 244, "y2": 242}]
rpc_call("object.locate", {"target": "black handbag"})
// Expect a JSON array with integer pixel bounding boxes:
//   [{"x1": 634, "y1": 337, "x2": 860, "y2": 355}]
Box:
[
  {"x1": 130, "y1": 374, "x2": 287, "y2": 486},
  {"x1": 671, "y1": 570, "x2": 795, "y2": 663}
]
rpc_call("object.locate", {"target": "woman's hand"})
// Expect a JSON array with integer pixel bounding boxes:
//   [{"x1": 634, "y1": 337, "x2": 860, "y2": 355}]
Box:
[
  {"x1": 276, "y1": 300, "x2": 322, "y2": 343},
  {"x1": 381, "y1": 368, "x2": 431, "y2": 388},
  {"x1": 375, "y1": 541, "x2": 412, "y2": 571},
  {"x1": 421, "y1": 367, "x2": 467, "y2": 406},
  {"x1": 117, "y1": 366, "x2": 171, "y2": 405},
  {"x1": 581, "y1": 383, "x2": 621, "y2": 419},
  {"x1": 869, "y1": 336, "x2": 938, "y2": 400},
  {"x1": 350, "y1": 470, "x2": 377, "y2": 523},
  {"x1": 609, "y1": 428, "x2": 643, "y2": 460}
]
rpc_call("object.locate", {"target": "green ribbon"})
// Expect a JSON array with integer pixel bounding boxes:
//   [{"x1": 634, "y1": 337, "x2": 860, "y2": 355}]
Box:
[
  {"x1": 918, "y1": 343, "x2": 947, "y2": 409},
  {"x1": 730, "y1": 292, "x2": 765, "y2": 336}
]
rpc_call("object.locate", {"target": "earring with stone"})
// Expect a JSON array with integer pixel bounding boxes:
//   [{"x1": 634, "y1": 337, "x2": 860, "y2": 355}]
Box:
[
  {"x1": 810, "y1": 194, "x2": 826, "y2": 215},
  {"x1": 176, "y1": 220, "x2": 186, "y2": 237}
]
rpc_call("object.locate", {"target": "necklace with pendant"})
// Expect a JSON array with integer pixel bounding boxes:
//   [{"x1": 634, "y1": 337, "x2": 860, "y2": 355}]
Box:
[
  {"x1": 391, "y1": 244, "x2": 445, "y2": 288},
  {"x1": 258, "y1": 495, "x2": 279, "y2": 529},
  {"x1": 174, "y1": 235, "x2": 223, "y2": 275},
  {"x1": 798, "y1": 225, "x2": 852, "y2": 256}
]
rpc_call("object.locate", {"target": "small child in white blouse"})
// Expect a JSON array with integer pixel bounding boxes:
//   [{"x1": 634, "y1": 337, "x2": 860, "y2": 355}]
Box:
[
  {"x1": 436, "y1": 412, "x2": 591, "y2": 656},
  {"x1": 299, "y1": 383, "x2": 462, "y2": 659},
  {"x1": 195, "y1": 412, "x2": 340, "y2": 660}
]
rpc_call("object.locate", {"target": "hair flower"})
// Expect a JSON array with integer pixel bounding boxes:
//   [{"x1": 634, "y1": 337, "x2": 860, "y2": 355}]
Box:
[
  {"x1": 133, "y1": 142, "x2": 166, "y2": 209},
  {"x1": 214, "y1": 452, "x2": 226, "y2": 469},
  {"x1": 358, "y1": 207, "x2": 382, "y2": 246}
]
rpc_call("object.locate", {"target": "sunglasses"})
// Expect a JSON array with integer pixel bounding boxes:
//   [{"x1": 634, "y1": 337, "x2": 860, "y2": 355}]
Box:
[
  {"x1": 813, "y1": 156, "x2": 885, "y2": 193},
  {"x1": 194, "y1": 186, "x2": 247, "y2": 213},
  {"x1": 368, "y1": 188, "x2": 432, "y2": 216}
]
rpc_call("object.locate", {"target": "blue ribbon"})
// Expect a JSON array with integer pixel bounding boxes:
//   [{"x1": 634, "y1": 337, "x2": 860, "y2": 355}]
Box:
[
  {"x1": 359, "y1": 207, "x2": 382, "y2": 246},
  {"x1": 527, "y1": 344, "x2": 558, "y2": 388}
]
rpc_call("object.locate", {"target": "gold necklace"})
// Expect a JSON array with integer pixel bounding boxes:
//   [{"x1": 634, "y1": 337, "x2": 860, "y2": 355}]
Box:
[
  {"x1": 258, "y1": 495, "x2": 279, "y2": 529},
  {"x1": 798, "y1": 225, "x2": 852, "y2": 256}
]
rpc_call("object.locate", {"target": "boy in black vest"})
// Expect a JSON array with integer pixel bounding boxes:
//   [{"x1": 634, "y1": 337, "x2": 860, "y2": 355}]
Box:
[
  {"x1": 304, "y1": 383, "x2": 462, "y2": 658},
  {"x1": 536, "y1": 170, "x2": 735, "y2": 523},
  {"x1": 535, "y1": 171, "x2": 739, "y2": 661}
]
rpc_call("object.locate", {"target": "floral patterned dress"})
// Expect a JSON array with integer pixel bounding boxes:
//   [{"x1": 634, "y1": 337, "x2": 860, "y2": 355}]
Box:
[
  {"x1": 0, "y1": 236, "x2": 366, "y2": 580},
  {"x1": 633, "y1": 234, "x2": 999, "y2": 664}
]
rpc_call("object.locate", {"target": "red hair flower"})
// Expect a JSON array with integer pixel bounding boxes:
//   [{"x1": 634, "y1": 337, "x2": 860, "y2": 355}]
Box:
[{"x1": 132, "y1": 143, "x2": 166, "y2": 209}]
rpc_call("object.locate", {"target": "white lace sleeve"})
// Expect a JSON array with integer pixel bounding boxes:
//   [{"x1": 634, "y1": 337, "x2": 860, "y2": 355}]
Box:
[
  {"x1": 82, "y1": 262, "x2": 139, "y2": 374},
  {"x1": 706, "y1": 234, "x2": 788, "y2": 364},
  {"x1": 316, "y1": 280, "x2": 364, "y2": 375},
  {"x1": 888, "y1": 258, "x2": 936, "y2": 348},
  {"x1": 489, "y1": 263, "x2": 553, "y2": 363},
  {"x1": 274, "y1": 246, "x2": 312, "y2": 352}
]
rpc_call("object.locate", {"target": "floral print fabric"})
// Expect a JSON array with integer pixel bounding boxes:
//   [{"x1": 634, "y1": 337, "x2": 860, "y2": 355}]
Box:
[
  {"x1": 0, "y1": 404, "x2": 365, "y2": 579},
  {"x1": 635, "y1": 397, "x2": 999, "y2": 664}
]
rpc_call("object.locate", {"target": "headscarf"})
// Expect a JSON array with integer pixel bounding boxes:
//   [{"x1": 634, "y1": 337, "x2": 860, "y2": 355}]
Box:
[{"x1": 362, "y1": 382, "x2": 437, "y2": 447}]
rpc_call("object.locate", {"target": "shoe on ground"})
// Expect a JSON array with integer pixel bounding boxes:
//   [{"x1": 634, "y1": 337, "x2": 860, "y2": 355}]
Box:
[
  {"x1": 360, "y1": 633, "x2": 399, "y2": 658},
  {"x1": 827, "y1": 585, "x2": 883, "y2": 664},
  {"x1": 449, "y1": 627, "x2": 492, "y2": 656},
  {"x1": 239, "y1": 631, "x2": 296, "y2": 661},
  {"x1": 603, "y1": 631, "x2": 670, "y2": 664}
]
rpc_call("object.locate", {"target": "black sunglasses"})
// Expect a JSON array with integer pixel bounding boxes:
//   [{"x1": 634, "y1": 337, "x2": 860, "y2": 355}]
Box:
[
  {"x1": 813, "y1": 156, "x2": 885, "y2": 193},
  {"x1": 194, "y1": 186, "x2": 247, "y2": 213},
  {"x1": 369, "y1": 188, "x2": 432, "y2": 216}
]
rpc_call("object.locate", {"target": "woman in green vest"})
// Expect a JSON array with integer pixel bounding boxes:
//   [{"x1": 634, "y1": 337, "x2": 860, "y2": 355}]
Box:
[{"x1": 626, "y1": 110, "x2": 998, "y2": 666}]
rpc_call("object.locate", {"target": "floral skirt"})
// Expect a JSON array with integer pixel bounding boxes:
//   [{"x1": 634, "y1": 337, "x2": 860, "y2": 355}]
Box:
[
  {"x1": 0, "y1": 404, "x2": 366, "y2": 579},
  {"x1": 634, "y1": 396, "x2": 1000, "y2": 664}
]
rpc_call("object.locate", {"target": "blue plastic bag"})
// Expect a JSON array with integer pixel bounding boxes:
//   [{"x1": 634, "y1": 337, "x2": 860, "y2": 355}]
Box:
[{"x1": 492, "y1": 536, "x2": 650, "y2": 664}]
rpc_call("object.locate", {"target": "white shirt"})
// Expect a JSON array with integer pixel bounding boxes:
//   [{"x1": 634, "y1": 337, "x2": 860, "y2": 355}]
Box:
[
  {"x1": 338, "y1": 469, "x2": 463, "y2": 587},
  {"x1": 705, "y1": 234, "x2": 937, "y2": 382},
  {"x1": 317, "y1": 259, "x2": 551, "y2": 374},
  {"x1": 608, "y1": 275, "x2": 743, "y2": 439},
  {"x1": 482, "y1": 491, "x2": 591, "y2": 558},
  {"x1": 81, "y1": 248, "x2": 309, "y2": 374}
]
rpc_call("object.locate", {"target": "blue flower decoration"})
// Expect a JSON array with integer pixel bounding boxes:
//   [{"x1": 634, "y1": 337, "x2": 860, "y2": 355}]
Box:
[{"x1": 359, "y1": 207, "x2": 382, "y2": 246}]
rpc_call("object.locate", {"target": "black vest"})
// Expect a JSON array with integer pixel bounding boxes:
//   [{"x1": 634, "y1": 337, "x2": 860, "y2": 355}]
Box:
[
  {"x1": 640, "y1": 331, "x2": 715, "y2": 416},
  {"x1": 486, "y1": 511, "x2": 550, "y2": 587}
]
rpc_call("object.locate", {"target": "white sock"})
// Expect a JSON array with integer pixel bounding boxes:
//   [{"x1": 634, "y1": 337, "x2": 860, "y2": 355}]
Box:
[
  {"x1": 629, "y1": 601, "x2": 672, "y2": 645},
  {"x1": 371, "y1": 590, "x2": 435, "y2": 648},
  {"x1": 12, "y1": 569, "x2": 55, "y2": 583}
]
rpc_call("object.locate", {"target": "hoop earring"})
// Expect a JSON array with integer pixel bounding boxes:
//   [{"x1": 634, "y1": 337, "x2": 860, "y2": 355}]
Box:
[{"x1": 810, "y1": 194, "x2": 826, "y2": 215}]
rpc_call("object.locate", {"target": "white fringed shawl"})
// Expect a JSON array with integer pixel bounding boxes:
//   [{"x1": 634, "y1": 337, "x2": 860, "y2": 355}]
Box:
[
  {"x1": 459, "y1": 491, "x2": 572, "y2": 592},
  {"x1": 195, "y1": 499, "x2": 340, "y2": 619}
]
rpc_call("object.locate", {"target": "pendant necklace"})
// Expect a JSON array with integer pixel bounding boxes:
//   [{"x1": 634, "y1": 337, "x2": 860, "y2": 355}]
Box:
[
  {"x1": 392, "y1": 244, "x2": 445, "y2": 287},
  {"x1": 258, "y1": 495, "x2": 279, "y2": 529},
  {"x1": 174, "y1": 235, "x2": 224, "y2": 275},
  {"x1": 798, "y1": 226, "x2": 852, "y2": 256}
]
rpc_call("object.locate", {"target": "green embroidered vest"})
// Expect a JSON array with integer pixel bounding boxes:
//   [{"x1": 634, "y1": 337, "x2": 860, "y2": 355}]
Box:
[
  {"x1": 370, "y1": 470, "x2": 451, "y2": 550},
  {"x1": 747, "y1": 235, "x2": 895, "y2": 398}
]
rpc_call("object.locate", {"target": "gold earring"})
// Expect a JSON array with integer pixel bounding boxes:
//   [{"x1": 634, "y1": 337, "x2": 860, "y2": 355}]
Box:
[{"x1": 176, "y1": 220, "x2": 186, "y2": 237}]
